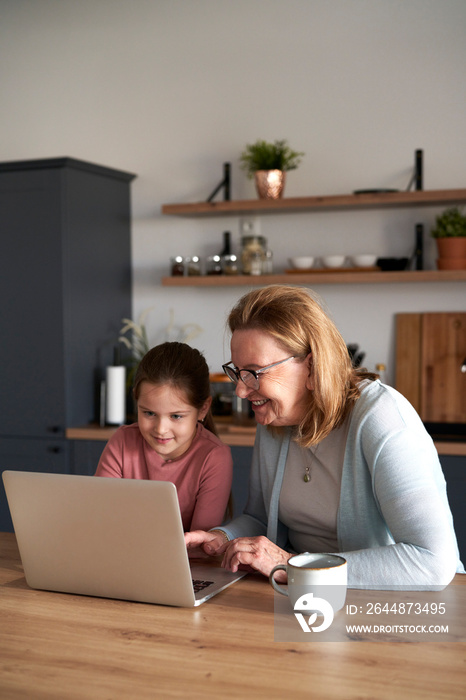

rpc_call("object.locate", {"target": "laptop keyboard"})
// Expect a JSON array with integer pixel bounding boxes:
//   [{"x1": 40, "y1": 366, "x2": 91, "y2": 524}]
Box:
[{"x1": 192, "y1": 579, "x2": 215, "y2": 593}]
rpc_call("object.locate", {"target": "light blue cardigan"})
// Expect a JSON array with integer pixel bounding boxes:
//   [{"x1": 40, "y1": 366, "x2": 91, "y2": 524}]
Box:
[{"x1": 220, "y1": 381, "x2": 464, "y2": 590}]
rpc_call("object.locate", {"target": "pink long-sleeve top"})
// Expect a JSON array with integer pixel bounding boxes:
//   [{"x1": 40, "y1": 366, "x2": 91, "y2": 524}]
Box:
[{"x1": 95, "y1": 422, "x2": 233, "y2": 532}]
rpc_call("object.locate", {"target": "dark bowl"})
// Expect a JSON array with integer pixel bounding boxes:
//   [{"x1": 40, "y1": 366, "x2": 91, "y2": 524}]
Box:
[{"x1": 376, "y1": 257, "x2": 410, "y2": 271}]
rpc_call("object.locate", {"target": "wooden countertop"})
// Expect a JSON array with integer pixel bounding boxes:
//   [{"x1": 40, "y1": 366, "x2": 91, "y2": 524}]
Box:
[
  {"x1": 1, "y1": 532, "x2": 465, "y2": 699},
  {"x1": 66, "y1": 419, "x2": 257, "y2": 447},
  {"x1": 66, "y1": 422, "x2": 466, "y2": 455}
]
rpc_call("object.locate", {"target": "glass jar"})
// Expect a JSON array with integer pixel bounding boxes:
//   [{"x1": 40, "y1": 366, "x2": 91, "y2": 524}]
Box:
[
  {"x1": 263, "y1": 249, "x2": 274, "y2": 274},
  {"x1": 222, "y1": 253, "x2": 239, "y2": 275},
  {"x1": 206, "y1": 254, "x2": 223, "y2": 275},
  {"x1": 186, "y1": 256, "x2": 201, "y2": 276},
  {"x1": 171, "y1": 256, "x2": 185, "y2": 276},
  {"x1": 241, "y1": 236, "x2": 267, "y2": 275},
  {"x1": 210, "y1": 373, "x2": 234, "y2": 416}
]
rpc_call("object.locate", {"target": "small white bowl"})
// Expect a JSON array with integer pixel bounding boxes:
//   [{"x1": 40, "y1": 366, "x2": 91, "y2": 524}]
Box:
[
  {"x1": 288, "y1": 256, "x2": 314, "y2": 269},
  {"x1": 322, "y1": 255, "x2": 346, "y2": 268},
  {"x1": 350, "y1": 254, "x2": 377, "y2": 268}
]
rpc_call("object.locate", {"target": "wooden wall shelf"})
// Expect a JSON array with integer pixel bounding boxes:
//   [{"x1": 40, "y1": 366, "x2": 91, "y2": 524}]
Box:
[
  {"x1": 162, "y1": 270, "x2": 466, "y2": 287},
  {"x1": 161, "y1": 189, "x2": 466, "y2": 217}
]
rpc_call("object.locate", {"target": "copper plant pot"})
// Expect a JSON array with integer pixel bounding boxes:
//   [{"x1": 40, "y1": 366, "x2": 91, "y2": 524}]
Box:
[
  {"x1": 436, "y1": 237, "x2": 466, "y2": 258},
  {"x1": 435, "y1": 238, "x2": 466, "y2": 269},
  {"x1": 254, "y1": 170, "x2": 286, "y2": 199},
  {"x1": 437, "y1": 257, "x2": 466, "y2": 270}
]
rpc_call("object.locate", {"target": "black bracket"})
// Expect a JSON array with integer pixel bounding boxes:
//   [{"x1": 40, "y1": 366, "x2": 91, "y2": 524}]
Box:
[
  {"x1": 207, "y1": 162, "x2": 231, "y2": 202},
  {"x1": 406, "y1": 149, "x2": 423, "y2": 191}
]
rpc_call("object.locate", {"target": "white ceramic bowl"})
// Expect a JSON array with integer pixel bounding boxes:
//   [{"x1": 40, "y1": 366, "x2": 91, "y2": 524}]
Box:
[
  {"x1": 322, "y1": 255, "x2": 346, "y2": 268},
  {"x1": 350, "y1": 254, "x2": 377, "y2": 267},
  {"x1": 288, "y1": 256, "x2": 314, "y2": 269}
]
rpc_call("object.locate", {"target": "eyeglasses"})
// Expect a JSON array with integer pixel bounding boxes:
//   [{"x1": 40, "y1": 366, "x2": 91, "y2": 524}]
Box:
[{"x1": 222, "y1": 356, "x2": 295, "y2": 391}]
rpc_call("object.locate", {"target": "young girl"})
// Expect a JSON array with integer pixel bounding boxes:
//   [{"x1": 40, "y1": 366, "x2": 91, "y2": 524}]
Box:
[{"x1": 95, "y1": 341, "x2": 233, "y2": 532}]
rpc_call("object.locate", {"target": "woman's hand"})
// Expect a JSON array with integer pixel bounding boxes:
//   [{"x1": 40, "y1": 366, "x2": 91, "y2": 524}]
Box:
[
  {"x1": 220, "y1": 536, "x2": 290, "y2": 580},
  {"x1": 185, "y1": 531, "x2": 290, "y2": 581}
]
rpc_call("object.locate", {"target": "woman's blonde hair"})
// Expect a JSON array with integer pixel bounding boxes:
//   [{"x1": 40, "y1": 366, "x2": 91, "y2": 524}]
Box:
[{"x1": 227, "y1": 285, "x2": 376, "y2": 446}]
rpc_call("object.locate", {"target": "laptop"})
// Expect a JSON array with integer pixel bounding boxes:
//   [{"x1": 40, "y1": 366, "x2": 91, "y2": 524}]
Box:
[{"x1": 2, "y1": 470, "x2": 246, "y2": 607}]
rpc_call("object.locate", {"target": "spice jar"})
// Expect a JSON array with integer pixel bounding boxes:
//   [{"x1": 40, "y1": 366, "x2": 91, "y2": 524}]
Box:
[
  {"x1": 222, "y1": 254, "x2": 239, "y2": 275},
  {"x1": 241, "y1": 236, "x2": 267, "y2": 275},
  {"x1": 170, "y1": 256, "x2": 185, "y2": 276},
  {"x1": 186, "y1": 256, "x2": 201, "y2": 276},
  {"x1": 263, "y1": 249, "x2": 274, "y2": 274},
  {"x1": 206, "y1": 255, "x2": 223, "y2": 275}
]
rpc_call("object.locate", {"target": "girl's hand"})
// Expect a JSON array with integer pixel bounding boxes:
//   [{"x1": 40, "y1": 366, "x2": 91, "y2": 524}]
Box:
[
  {"x1": 220, "y1": 536, "x2": 290, "y2": 580},
  {"x1": 184, "y1": 529, "x2": 228, "y2": 557}
]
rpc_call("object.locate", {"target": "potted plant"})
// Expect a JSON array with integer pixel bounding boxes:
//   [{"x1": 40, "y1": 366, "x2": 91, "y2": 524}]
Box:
[
  {"x1": 240, "y1": 139, "x2": 304, "y2": 199},
  {"x1": 431, "y1": 207, "x2": 466, "y2": 270}
]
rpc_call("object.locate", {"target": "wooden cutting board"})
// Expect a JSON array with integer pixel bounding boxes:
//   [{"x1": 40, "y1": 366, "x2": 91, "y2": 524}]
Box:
[
  {"x1": 396, "y1": 312, "x2": 466, "y2": 423},
  {"x1": 421, "y1": 313, "x2": 466, "y2": 422}
]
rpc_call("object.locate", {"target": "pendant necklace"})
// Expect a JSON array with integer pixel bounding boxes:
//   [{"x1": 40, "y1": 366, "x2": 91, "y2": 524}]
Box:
[{"x1": 303, "y1": 444, "x2": 318, "y2": 483}]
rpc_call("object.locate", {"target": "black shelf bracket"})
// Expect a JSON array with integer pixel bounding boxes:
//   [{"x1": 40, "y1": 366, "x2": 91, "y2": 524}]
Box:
[
  {"x1": 207, "y1": 162, "x2": 231, "y2": 202},
  {"x1": 407, "y1": 149, "x2": 423, "y2": 191}
]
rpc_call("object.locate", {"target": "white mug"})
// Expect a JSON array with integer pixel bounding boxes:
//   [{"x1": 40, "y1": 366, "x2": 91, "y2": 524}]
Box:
[{"x1": 269, "y1": 552, "x2": 347, "y2": 613}]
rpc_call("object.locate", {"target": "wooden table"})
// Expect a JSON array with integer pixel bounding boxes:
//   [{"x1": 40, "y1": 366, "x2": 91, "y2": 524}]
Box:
[{"x1": 1, "y1": 532, "x2": 465, "y2": 699}]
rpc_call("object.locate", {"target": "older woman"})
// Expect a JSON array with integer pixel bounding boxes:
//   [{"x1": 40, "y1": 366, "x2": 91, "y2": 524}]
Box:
[{"x1": 185, "y1": 285, "x2": 463, "y2": 589}]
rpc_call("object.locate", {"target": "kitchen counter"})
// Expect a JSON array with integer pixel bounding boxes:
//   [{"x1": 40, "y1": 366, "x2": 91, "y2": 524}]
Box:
[
  {"x1": 66, "y1": 417, "x2": 257, "y2": 447},
  {"x1": 66, "y1": 421, "x2": 466, "y2": 455}
]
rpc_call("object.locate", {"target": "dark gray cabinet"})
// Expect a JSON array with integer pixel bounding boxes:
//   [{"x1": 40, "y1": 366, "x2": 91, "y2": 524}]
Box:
[
  {"x1": 440, "y1": 456, "x2": 466, "y2": 563},
  {"x1": 69, "y1": 440, "x2": 107, "y2": 476},
  {"x1": 0, "y1": 437, "x2": 69, "y2": 531},
  {"x1": 229, "y1": 446, "x2": 252, "y2": 520},
  {"x1": 0, "y1": 157, "x2": 135, "y2": 530}
]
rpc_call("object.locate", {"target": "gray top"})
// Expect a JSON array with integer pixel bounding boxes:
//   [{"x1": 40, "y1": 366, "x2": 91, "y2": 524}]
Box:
[{"x1": 279, "y1": 415, "x2": 350, "y2": 553}]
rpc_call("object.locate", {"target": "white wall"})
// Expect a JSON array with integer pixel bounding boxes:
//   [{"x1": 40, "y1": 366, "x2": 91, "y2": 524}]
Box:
[{"x1": 2, "y1": 0, "x2": 465, "y2": 381}]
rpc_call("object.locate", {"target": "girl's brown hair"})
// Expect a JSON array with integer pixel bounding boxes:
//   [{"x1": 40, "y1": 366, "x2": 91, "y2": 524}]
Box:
[
  {"x1": 227, "y1": 285, "x2": 377, "y2": 446},
  {"x1": 133, "y1": 341, "x2": 217, "y2": 435}
]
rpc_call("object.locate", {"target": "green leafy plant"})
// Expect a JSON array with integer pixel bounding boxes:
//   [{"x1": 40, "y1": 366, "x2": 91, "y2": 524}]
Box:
[
  {"x1": 118, "y1": 307, "x2": 153, "y2": 392},
  {"x1": 240, "y1": 139, "x2": 304, "y2": 178},
  {"x1": 431, "y1": 207, "x2": 466, "y2": 238},
  {"x1": 119, "y1": 307, "x2": 153, "y2": 365}
]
